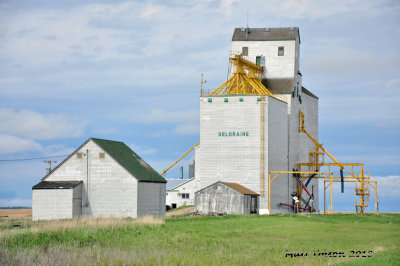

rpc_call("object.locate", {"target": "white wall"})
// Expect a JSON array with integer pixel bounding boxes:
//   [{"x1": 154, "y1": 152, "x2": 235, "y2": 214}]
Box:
[
  {"x1": 195, "y1": 95, "x2": 288, "y2": 214},
  {"x1": 166, "y1": 179, "x2": 195, "y2": 208},
  {"x1": 32, "y1": 189, "x2": 73, "y2": 220},
  {"x1": 232, "y1": 39, "x2": 298, "y2": 79},
  {"x1": 45, "y1": 139, "x2": 139, "y2": 218}
]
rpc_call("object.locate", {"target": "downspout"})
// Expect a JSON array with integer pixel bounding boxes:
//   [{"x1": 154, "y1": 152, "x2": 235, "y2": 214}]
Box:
[{"x1": 86, "y1": 149, "x2": 89, "y2": 208}]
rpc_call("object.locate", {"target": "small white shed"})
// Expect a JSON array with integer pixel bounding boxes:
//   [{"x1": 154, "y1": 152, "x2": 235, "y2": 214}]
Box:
[
  {"x1": 32, "y1": 138, "x2": 166, "y2": 220},
  {"x1": 166, "y1": 178, "x2": 195, "y2": 209},
  {"x1": 32, "y1": 181, "x2": 83, "y2": 220}
]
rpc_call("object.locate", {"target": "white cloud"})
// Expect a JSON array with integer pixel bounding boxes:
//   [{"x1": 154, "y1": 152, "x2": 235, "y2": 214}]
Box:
[
  {"x1": 0, "y1": 108, "x2": 86, "y2": 140},
  {"x1": 140, "y1": 3, "x2": 164, "y2": 19},
  {"x1": 172, "y1": 122, "x2": 199, "y2": 135},
  {"x1": 372, "y1": 175, "x2": 400, "y2": 198},
  {"x1": 279, "y1": 0, "x2": 378, "y2": 20},
  {"x1": 130, "y1": 144, "x2": 158, "y2": 156},
  {"x1": 0, "y1": 134, "x2": 42, "y2": 155},
  {"x1": 0, "y1": 198, "x2": 32, "y2": 207},
  {"x1": 133, "y1": 109, "x2": 198, "y2": 124},
  {"x1": 43, "y1": 144, "x2": 74, "y2": 157}
]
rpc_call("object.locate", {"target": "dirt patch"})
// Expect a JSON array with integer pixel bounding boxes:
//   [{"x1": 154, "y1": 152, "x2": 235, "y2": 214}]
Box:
[
  {"x1": 0, "y1": 209, "x2": 32, "y2": 219},
  {"x1": 374, "y1": 246, "x2": 385, "y2": 253},
  {"x1": 166, "y1": 207, "x2": 194, "y2": 217}
]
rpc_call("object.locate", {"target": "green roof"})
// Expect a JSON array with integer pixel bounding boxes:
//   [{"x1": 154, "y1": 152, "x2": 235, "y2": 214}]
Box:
[{"x1": 91, "y1": 138, "x2": 166, "y2": 183}]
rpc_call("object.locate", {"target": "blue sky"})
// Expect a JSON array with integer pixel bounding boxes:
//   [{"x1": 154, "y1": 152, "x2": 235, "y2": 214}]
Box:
[{"x1": 0, "y1": 0, "x2": 399, "y2": 212}]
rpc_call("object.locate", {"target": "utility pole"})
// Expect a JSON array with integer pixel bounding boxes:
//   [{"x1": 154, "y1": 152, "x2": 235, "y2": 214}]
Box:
[{"x1": 43, "y1": 160, "x2": 57, "y2": 174}]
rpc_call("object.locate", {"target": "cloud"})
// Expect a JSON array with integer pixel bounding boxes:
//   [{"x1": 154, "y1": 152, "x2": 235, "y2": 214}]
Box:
[
  {"x1": 0, "y1": 108, "x2": 86, "y2": 140},
  {"x1": 42, "y1": 144, "x2": 74, "y2": 157},
  {"x1": 0, "y1": 198, "x2": 32, "y2": 207},
  {"x1": 140, "y1": 3, "x2": 164, "y2": 19},
  {"x1": 130, "y1": 144, "x2": 158, "y2": 156},
  {"x1": 133, "y1": 109, "x2": 198, "y2": 124},
  {"x1": 0, "y1": 134, "x2": 42, "y2": 155},
  {"x1": 304, "y1": 47, "x2": 400, "y2": 77},
  {"x1": 0, "y1": 189, "x2": 16, "y2": 199},
  {"x1": 372, "y1": 175, "x2": 400, "y2": 198},
  {"x1": 172, "y1": 122, "x2": 199, "y2": 135},
  {"x1": 279, "y1": 0, "x2": 380, "y2": 20}
]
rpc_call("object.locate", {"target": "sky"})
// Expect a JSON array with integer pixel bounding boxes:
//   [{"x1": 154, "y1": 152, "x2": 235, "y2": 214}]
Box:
[{"x1": 0, "y1": 0, "x2": 399, "y2": 212}]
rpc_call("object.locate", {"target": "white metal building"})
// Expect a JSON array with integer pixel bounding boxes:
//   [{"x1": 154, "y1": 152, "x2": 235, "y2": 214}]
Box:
[
  {"x1": 166, "y1": 178, "x2": 195, "y2": 209},
  {"x1": 32, "y1": 138, "x2": 166, "y2": 220},
  {"x1": 195, "y1": 27, "x2": 319, "y2": 214}
]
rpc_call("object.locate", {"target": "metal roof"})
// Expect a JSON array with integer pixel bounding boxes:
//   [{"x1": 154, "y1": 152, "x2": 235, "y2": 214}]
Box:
[
  {"x1": 302, "y1": 86, "x2": 319, "y2": 99},
  {"x1": 232, "y1": 27, "x2": 300, "y2": 42},
  {"x1": 166, "y1": 178, "x2": 194, "y2": 191},
  {"x1": 262, "y1": 79, "x2": 319, "y2": 100},
  {"x1": 33, "y1": 181, "x2": 82, "y2": 190},
  {"x1": 263, "y1": 78, "x2": 294, "y2": 94},
  {"x1": 223, "y1": 182, "x2": 259, "y2": 195},
  {"x1": 91, "y1": 138, "x2": 166, "y2": 183}
]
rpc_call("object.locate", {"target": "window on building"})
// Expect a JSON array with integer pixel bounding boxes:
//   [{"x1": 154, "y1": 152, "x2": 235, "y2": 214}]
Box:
[
  {"x1": 76, "y1": 152, "x2": 83, "y2": 159},
  {"x1": 256, "y1": 56, "x2": 261, "y2": 66},
  {"x1": 181, "y1": 193, "x2": 189, "y2": 199},
  {"x1": 242, "y1": 47, "x2": 248, "y2": 56},
  {"x1": 278, "y1": 46, "x2": 284, "y2": 56},
  {"x1": 99, "y1": 152, "x2": 105, "y2": 159}
]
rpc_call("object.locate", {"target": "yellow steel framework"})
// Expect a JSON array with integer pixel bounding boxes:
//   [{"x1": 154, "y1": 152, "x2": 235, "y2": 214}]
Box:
[
  {"x1": 297, "y1": 110, "x2": 376, "y2": 214},
  {"x1": 202, "y1": 53, "x2": 275, "y2": 97},
  {"x1": 268, "y1": 111, "x2": 378, "y2": 215}
]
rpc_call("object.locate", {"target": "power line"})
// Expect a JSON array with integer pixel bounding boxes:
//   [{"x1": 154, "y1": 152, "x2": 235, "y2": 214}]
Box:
[{"x1": 0, "y1": 155, "x2": 69, "y2": 162}]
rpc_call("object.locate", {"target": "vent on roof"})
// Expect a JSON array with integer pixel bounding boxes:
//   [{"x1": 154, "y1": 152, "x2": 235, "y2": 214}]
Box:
[
  {"x1": 265, "y1": 28, "x2": 270, "y2": 32},
  {"x1": 290, "y1": 27, "x2": 295, "y2": 31},
  {"x1": 240, "y1": 27, "x2": 245, "y2": 32}
]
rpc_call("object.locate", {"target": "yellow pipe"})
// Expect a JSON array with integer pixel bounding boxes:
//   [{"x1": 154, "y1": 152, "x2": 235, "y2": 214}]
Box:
[
  {"x1": 268, "y1": 172, "x2": 271, "y2": 215},
  {"x1": 330, "y1": 177, "x2": 333, "y2": 214},
  {"x1": 324, "y1": 181, "x2": 326, "y2": 214},
  {"x1": 160, "y1": 142, "x2": 200, "y2": 176}
]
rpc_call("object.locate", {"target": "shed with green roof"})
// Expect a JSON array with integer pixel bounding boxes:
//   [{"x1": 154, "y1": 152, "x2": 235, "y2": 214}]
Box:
[{"x1": 32, "y1": 138, "x2": 166, "y2": 220}]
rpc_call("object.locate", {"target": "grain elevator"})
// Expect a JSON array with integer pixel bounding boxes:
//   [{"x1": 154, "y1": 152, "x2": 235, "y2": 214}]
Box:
[{"x1": 194, "y1": 27, "x2": 319, "y2": 214}]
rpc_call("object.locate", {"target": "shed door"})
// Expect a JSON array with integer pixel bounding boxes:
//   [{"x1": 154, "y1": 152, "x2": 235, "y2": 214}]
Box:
[{"x1": 250, "y1": 196, "x2": 258, "y2": 214}]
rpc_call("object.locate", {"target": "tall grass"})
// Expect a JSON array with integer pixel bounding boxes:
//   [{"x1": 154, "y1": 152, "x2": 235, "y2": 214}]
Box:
[{"x1": 1, "y1": 214, "x2": 399, "y2": 265}]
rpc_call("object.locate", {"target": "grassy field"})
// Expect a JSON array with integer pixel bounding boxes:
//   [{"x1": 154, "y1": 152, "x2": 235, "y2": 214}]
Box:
[
  {"x1": 0, "y1": 213, "x2": 399, "y2": 265},
  {"x1": 0, "y1": 209, "x2": 32, "y2": 219}
]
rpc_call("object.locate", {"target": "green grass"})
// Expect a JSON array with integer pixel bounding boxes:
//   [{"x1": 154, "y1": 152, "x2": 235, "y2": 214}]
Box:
[{"x1": 1, "y1": 214, "x2": 399, "y2": 265}]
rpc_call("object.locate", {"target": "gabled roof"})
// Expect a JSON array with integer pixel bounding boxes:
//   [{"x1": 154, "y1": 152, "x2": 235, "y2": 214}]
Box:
[
  {"x1": 232, "y1": 27, "x2": 300, "y2": 43},
  {"x1": 166, "y1": 178, "x2": 194, "y2": 191},
  {"x1": 91, "y1": 138, "x2": 166, "y2": 183},
  {"x1": 42, "y1": 138, "x2": 166, "y2": 183},
  {"x1": 33, "y1": 181, "x2": 82, "y2": 189},
  {"x1": 223, "y1": 182, "x2": 259, "y2": 195}
]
